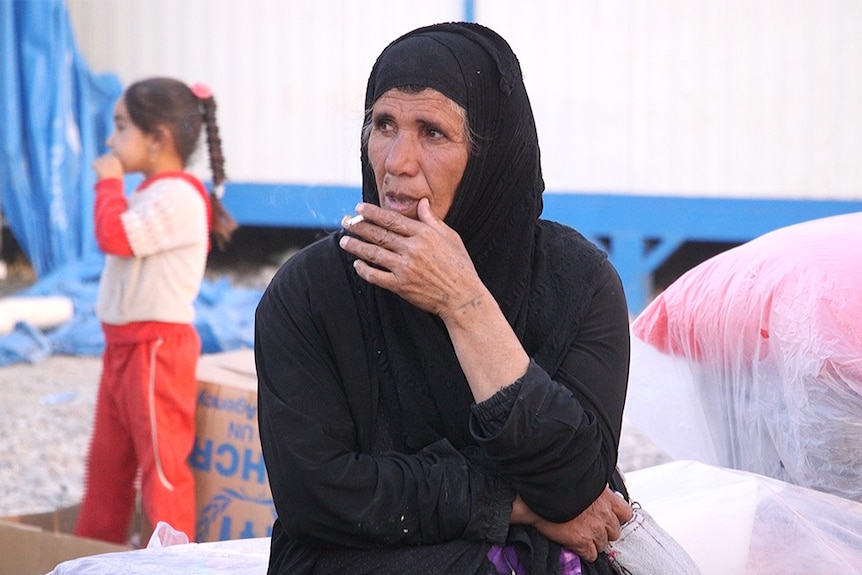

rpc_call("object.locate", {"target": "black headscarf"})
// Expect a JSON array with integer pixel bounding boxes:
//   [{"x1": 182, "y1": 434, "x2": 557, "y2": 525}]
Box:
[
  {"x1": 362, "y1": 23, "x2": 542, "y2": 312},
  {"x1": 357, "y1": 22, "x2": 605, "y2": 452}
]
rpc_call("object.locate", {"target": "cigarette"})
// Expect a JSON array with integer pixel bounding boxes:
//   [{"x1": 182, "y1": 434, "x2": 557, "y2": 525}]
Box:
[{"x1": 344, "y1": 214, "x2": 365, "y2": 227}]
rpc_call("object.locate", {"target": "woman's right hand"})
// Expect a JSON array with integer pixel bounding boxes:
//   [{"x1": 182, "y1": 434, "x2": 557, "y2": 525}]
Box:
[
  {"x1": 340, "y1": 199, "x2": 531, "y2": 402},
  {"x1": 516, "y1": 487, "x2": 633, "y2": 562},
  {"x1": 339, "y1": 199, "x2": 483, "y2": 319},
  {"x1": 92, "y1": 153, "x2": 124, "y2": 180}
]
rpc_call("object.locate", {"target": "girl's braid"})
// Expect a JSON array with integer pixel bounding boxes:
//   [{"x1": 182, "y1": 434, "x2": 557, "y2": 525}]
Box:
[{"x1": 198, "y1": 92, "x2": 237, "y2": 250}]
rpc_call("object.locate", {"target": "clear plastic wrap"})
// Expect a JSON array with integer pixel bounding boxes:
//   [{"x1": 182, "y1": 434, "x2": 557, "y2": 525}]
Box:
[
  {"x1": 629, "y1": 212, "x2": 862, "y2": 502},
  {"x1": 625, "y1": 460, "x2": 862, "y2": 575},
  {"x1": 48, "y1": 462, "x2": 862, "y2": 574},
  {"x1": 49, "y1": 535, "x2": 270, "y2": 574}
]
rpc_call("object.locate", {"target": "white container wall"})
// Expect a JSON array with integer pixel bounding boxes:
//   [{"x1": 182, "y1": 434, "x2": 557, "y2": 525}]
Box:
[
  {"x1": 482, "y1": 1, "x2": 862, "y2": 199},
  {"x1": 66, "y1": 0, "x2": 465, "y2": 187},
  {"x1": 67, "y1": 0, "x2": 862, "y2": 200}
]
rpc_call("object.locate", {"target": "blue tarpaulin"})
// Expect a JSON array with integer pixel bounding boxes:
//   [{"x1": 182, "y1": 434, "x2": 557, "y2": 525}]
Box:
[
  {"x1": 0, "y1": 254, "x2": 261, "y2": 366},
  {"x1": 0, "y1": 0, "x2": 260, "y2": 366},
  {"x1": 1, "y1": 0, "x2": 122, "y2": 276}
]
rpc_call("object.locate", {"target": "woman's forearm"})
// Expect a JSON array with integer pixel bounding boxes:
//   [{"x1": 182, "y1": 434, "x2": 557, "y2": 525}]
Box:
[{"x1": 441, "y1": 283, "x2": 530, "y2": 403}]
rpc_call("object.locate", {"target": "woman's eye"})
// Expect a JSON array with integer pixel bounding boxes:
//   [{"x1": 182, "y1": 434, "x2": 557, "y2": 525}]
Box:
[{"x1": 375, "y1": 118, "x2": 394, "y2": 133}]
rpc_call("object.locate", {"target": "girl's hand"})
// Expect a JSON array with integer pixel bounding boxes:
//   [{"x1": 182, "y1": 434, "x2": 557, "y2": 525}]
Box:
[
  {"x1": 92, "y1": 153, "x2": 124, "y2": 181},
  {"x1": 338, "y1": 199, "x2": 485, "y2": 319}
]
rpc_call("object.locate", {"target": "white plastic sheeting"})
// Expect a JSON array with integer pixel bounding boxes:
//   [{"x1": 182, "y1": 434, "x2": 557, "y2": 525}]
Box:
[
  {"x1": 0, "y1": 296, "x2": 74, "y2": 335},
  {"x1": 49, "y1": 461, "x2": 862, "y2": 574},
  {"x1": 49, "y1": 535, "x2": 270, "y2": 575}
]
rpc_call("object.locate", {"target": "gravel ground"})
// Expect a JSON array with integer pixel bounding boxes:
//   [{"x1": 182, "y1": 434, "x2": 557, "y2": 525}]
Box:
[
  {"x1": 0, "y1": 354, "x2": 102, "y2": 517},
  {"x1": 0, "y1": 230, "x2": 671, "y2": 518}
]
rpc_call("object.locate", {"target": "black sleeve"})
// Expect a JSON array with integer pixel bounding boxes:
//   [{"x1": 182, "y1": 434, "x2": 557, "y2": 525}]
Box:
[
  {"x1": 256, "y1": 242, "x2": 514, "y2": 550},
  {"x1": 469, "y1": 260, "x2": 630, "y2": 522}
]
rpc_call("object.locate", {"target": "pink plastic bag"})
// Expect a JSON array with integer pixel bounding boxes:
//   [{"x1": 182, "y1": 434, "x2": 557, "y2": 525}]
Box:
[{"x1": 630, "y1": 212, "x2": 862, "y2": 501}]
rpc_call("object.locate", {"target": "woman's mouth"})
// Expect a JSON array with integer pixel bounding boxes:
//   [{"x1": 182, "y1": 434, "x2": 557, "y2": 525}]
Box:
[{"x1": 383, "y1": 193, "x2": 419, "y2": 218}]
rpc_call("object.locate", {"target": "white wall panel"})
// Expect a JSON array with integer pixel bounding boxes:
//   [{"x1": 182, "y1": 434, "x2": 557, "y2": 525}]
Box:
[
  {"x1": 67, "y1": 0, "x2": 464, "y2": 186},
  {"x1": 479, "y1": 0, "x2": 862, "y2": 199},
  {"x1": 67, "y1": 0, "x2": 862, "y2": 199},
  {"x1": 476, "y1": 2, "x2": 635, "y2": 194},
  {"x1": 626, "y1": 0, "x2": 862, "y2": 199}
]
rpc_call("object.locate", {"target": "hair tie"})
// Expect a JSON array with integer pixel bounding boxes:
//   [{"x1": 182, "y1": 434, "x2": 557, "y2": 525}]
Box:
[{"x1": 191, "y1": 82, "x2": 213, "y2": 100}]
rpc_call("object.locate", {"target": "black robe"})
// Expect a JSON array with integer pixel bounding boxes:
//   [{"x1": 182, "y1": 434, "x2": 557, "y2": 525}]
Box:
[{"x1": 256, "y1": 226, "x2": 629, "y2": 574}]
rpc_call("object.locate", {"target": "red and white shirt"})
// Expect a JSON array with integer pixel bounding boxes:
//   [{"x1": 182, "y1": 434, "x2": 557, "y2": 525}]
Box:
[{"x1": 94, "y1": 172, "x2": 211, "y2": 326}]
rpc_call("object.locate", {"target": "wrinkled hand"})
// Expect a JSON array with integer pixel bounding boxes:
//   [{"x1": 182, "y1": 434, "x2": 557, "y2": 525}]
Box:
[
  {"x1": 533, "y1": 487, "x2": 632, "y2": 562},
  {"x1": 338, "y1": 199, "x2": 484, "y2": 319},
  {"x1": 92, "y1": 153, "x2": 124, "y2": 180}
]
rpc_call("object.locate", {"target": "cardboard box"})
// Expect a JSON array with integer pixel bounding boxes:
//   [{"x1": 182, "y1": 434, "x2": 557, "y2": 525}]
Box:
[
  {"x1": 192, "y1": 348, "x2": 276, "y2": 542},
  {"x1": 0, "y1": 506, "x2": 130, "y2": 575}
]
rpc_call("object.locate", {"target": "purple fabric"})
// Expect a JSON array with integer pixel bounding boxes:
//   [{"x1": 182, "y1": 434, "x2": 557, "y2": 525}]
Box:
[
  {"x1": 487, "y1": 545, "x2": 582, "y2": 575},
  {"x1": 559, "y1": 549, "x2": 583, "y2": 574}
]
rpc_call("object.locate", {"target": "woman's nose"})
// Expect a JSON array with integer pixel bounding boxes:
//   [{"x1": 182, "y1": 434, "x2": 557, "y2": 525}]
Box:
[{"x1": 384, "y1": 132, "x2": 420, "y2": 176}]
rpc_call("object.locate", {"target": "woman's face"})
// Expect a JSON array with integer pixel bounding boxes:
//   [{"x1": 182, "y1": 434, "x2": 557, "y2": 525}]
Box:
[{"x1": 367, "y1": 88, "x2": 469, "y2": 220}]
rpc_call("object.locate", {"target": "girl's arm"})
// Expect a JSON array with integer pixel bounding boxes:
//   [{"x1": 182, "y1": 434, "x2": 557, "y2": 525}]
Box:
[
  {"x1": 92, "y1": 153, "x2": 133, "y2": 256},
  {"x1": 93, "y1": 177, "x2": 134, "y2": 257}
]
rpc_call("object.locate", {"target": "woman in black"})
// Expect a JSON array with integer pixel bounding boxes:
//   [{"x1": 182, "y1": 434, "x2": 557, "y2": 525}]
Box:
[{"x1": 256, "y1": 22, "x2": 632, "y2": 575}]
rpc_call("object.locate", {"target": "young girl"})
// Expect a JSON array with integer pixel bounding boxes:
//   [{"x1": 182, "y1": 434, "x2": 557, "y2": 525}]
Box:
[{"x1": 74, "y1": 77, "x2": 236, "y2": 544}]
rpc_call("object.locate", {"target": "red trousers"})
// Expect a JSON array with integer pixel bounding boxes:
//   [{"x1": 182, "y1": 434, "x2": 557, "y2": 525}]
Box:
[{"x1": 75, "y1": 322, "x2": 200, "y2": 544}]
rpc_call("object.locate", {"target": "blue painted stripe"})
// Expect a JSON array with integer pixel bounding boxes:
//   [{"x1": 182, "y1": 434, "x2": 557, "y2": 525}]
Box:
[
  {"x1": 463, "y1": 0, "x2": 475, "y2": 23},
  {"x1": 542, "y1": 193, "x2": 862, "y2": 242},
  {"x1": 221, "y1": 182, "x2": 862, "y2": 238},
  {"x1": 220, "y1": 183, "x2": 357, "y2": 228}
]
